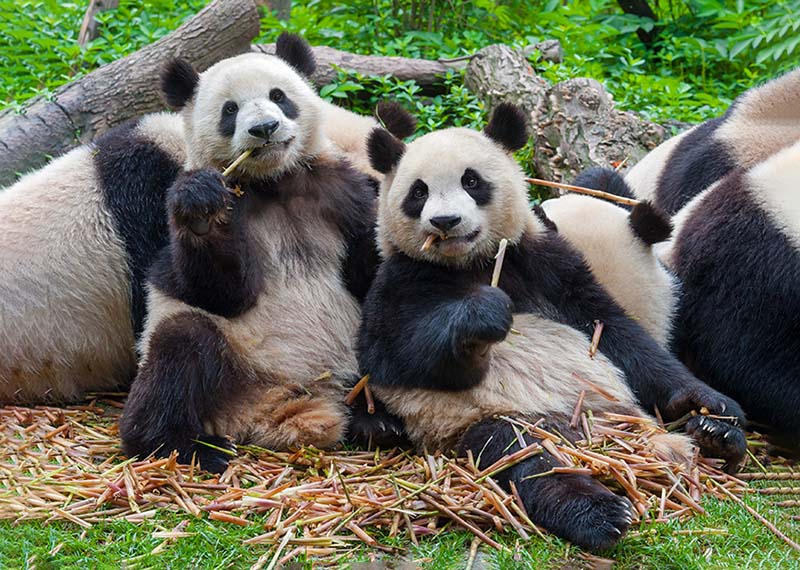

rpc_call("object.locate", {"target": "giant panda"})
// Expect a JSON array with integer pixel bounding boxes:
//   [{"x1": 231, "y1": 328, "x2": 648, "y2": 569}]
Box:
[
  {"x1": 624, "y1": 67, "x2": 800, "y2": 215},
  {"x1": 0, "y1": 112, "x2": 185, "y2": 404},
  {"x1": 119, "y1": 35, "x2": 390, "y2": 473},
  {"x1": 660, "y1": 139, "x2": 800, "y2": 453},
  {"x1": 358, "y1": 103, "x2": 748, "y2": 550},
  {"x1": 540, "y1": 171, "x2": 676, "y2": 347}
]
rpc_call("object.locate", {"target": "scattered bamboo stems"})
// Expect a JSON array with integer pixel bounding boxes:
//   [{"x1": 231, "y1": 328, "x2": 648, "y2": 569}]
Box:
[
  {"x1": 222, "y1": 148, "x2": 254, "y2": 177},
  {"x1": 0, "y1": 397, "x2": 792, "y2": 562},
  {"x1": 491, "y1": 238, "x2": 509, "y2": 288},
  {"x1": 526, "y1": 177, "x2": 640, "y2": 207}
]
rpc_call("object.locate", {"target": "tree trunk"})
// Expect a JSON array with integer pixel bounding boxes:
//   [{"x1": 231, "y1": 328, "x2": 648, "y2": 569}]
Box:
[
  {"x1": 252, "y1": 43, "x2": 455, "y2": 88},
  {"x1": 78, "y1": 0, "x2": 120, "y2": 46},
  {"x1": 617, "y1": 0, "x2": 659, "y2": 47},
  {"x1": 265, "y1": 0, "x2": 292, "y2": 20},
  {"x1": 0, "y1": 0, "x2": 260, "y2": 187}
]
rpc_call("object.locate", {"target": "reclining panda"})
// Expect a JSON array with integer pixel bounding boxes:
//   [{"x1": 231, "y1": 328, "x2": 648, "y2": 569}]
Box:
[{"x1": 357, "y1": 103, "x2": 747, "y2": 550}]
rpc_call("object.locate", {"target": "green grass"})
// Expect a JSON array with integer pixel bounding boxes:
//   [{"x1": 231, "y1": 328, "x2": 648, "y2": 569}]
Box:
[{"x1": 2, "y1": 493, "x2": 798, "y2": 569}]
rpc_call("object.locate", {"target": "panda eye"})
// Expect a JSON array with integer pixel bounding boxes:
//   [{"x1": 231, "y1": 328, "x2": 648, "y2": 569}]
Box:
[
  {"x1": 223, "y1": 101, "x2": 238, "y2": 115},
  {"x1": 462, "y1": 171, "x2": 479, "y2": 190},
  {"x1": 270, "y1": 89, "x2": 285, "y2": 103},
  {"x1": 411, "y1": 181, "x2": 428, "y2": 200}
]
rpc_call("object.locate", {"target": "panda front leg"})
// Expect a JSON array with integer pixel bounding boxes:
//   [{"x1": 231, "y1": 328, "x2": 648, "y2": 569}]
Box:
[
  {"x1": 459, "y1": 416, "x2": 633, "y2": 551},
  {"x1": 120, "y1": 312, "x2": 244, "y2": 473},
  {"x1": 158, "y1": 169, "x2": 262, "y2": 317}
]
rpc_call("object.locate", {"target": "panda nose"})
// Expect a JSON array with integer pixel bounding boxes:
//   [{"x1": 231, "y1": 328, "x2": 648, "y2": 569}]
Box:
[
  {"x1": 430, "y1": 215, "x2": 462, "y2": 232},
  {"x1": 248, "y1": 120, "x2": 280, "y2": 140}
]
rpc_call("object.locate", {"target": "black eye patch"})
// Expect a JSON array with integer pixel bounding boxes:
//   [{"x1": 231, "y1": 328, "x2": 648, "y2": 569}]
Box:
[
  {"x1": 218, "y1": 100, "x2": 238, "y2": 138},
  {"x1": 461, "y1": 168, "x2": 492, "y2": 206},
  {"x1": 402, "y1": 179, "x2": 428, "y2": 218},
  {"x1": 270, "y1": 88, "x2": 298, "y2": 120}
]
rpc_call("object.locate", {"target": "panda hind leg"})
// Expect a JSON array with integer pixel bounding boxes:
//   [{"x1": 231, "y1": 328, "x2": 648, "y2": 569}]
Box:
[
  {"x1": 120, "y1": 312, "x2": 242, "y2": 473},
  {"x1": 459, "y1": 416, "x2": 633, "y2": 551}
]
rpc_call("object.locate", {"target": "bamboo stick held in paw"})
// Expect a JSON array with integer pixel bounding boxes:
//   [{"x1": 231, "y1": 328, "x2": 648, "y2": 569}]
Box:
[
  {"x1": 222, "y1": 148, "x2": 253, "y2": 177},
  {"x1": 491, "y1": 238, "x2": 509, "y2": 288}
]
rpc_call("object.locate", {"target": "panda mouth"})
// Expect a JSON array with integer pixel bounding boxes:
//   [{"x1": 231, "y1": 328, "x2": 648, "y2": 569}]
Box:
[
  {"x1": 248, "y1": 137, "x2": 295, "y2": 158},
  {"x1": 423, "y1": 228, "x2": 481, "y2": 251}
]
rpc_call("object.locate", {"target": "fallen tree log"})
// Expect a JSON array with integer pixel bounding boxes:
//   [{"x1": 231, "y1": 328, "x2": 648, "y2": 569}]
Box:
[
  {"x1": 252, "y1": 43, "x2": 456, "y2": 87},
  {"x1": 0, "y1": 0, "x2": 260, "y2": 187},
  {"x1": 465, "y1": 44, "x2": 666, "y2": 184}
]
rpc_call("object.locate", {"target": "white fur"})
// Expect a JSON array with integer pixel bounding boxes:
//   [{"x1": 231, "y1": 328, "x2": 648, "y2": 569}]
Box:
[
  {"x1": 378, "y1": 128, "x2": 539, "y2": 266},
  {"x1": 745, "y1": 139, "x2": 800, "y2": 248},
  {"x1": 319, "y1": 99, "x2": 383, "y2": 179},
  {"x1": 624, "y1": 128, "x2": 690, "y2": 201},
  {"x1": 541, "y1": 195, "x2": 677, "y2": 346},
  {"x1": 0, "y1": 114, "x2": 185, "y2": 404},
  {"x1": 183, "y1": 53, "x2": 329, "y2": 178}
]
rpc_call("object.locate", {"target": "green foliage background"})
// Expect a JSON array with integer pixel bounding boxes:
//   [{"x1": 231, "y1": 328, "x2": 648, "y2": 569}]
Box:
[{"x1": 1, "y1": 0, "x2": 799, "y2": 126}]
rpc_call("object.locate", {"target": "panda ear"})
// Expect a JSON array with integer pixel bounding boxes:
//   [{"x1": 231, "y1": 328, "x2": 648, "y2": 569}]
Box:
[
  {"x1": 368, "y1": 128, "x2": 406, "y2": 174},
  {"x1": 629, "y1": 201, "x2": 672, "y2": 245},
  {"x1": 275, "y1": 33, "x2": 316, "y2": 78},
  {"x1": 161, "y1": 59, "x2": 199, "y2": 110},
  {"x1": 484, "y1": 103, "x2": 529, "y2": 152},
  {"x1": 375, "y1": 101, "x2": 417, "y2": 140}
]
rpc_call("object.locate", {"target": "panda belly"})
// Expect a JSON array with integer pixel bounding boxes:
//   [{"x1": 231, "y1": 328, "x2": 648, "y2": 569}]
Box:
[
  {"x1": 0, "y1": 146, "x2": 134, "y2": 403},
  {"x1": 141, "y1": 216, "x2": 362, "y2": 449},
  {"x1": 374, "y1": 313, "x2": 642, "y2": 451}
]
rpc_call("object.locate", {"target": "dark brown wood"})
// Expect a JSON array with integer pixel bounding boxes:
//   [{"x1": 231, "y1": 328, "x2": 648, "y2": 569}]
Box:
[
  {"x1": 617, "y1": 0, "x2": 659, "y2": 47},
  {"x1": 78, "y1": 0, "x2": 120, "y2": 46},
  {"x1": 252, "y1": 43, "x2": 454, "y2": 87},
  {"x1": 0, "y1": 0, "x2": 261, "y2": 187}
]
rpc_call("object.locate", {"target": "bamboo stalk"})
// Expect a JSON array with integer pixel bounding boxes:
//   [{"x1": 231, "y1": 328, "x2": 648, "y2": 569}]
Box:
[{"x1": 526, "y1": 177, "x2": 640, "y2": 206}]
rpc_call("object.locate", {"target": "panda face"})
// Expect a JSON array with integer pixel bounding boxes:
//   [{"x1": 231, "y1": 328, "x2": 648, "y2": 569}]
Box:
[
  {"x1": 378, "y1": 128, "x2": 532, "y2": 266},
  {"x1": 183, "y1": 53, "x2": 323, "y2": 178}
]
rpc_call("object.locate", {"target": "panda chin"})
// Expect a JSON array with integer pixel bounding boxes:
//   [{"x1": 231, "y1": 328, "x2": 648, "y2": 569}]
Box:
[{"x1": 432, "y1": 229, "x2": 481, "y2": 258}]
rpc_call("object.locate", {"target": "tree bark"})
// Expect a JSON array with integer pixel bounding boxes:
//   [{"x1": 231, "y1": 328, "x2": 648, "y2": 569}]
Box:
[
  {"x1": 0, "y1": 0, "x2": 260, "y2": 187},
  {"x1": 78, "y1": 0, "x2": 120, "y2": 46},
  {"x1": 252, "y1": 43, "x2": 456, "y2": 87}
]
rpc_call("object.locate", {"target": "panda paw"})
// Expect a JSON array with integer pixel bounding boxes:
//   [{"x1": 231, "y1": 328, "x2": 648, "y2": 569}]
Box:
[
  {"x1": 664, "y1": 382, "x2": 746, "y2": 428},
  {"x1": 188, "y1": 435, "x2": 237, "y2": 474},
  {"x1": 464, "y1": 285, "x2": 514, "y2": 343},
  {"x1": 168, "y1": 169, "x2": 233, "y2": 236},
  {"x1": 346, "y1": 392, "x2": 411, "y2": 449},
  {"x1": 527, "y1": 474, "x2": 633, "y2": 551},
  {"x1": 686, "y1": 415, "x2": 746, "y2": 473}
]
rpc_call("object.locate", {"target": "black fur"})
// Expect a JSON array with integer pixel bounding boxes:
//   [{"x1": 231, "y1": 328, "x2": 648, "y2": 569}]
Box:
[
  {"x1": 458, "y1": 416, "x2": 632, "y2": 551},
  {"x1": 94, "y1": 119, "x2": 181, "y2": 340},
  {"x1": 120, "y1": 312, "x2": 241, "y2": 473},
  {"x1": 572, "y1": 166, "x2": 637, "y2": 209},
  {"x1": 375, "y1": 101, "x2": 417, "y2": 139},
  {"x1": 359, "y1": 261, "x2": 514, "y2": 391},
  {"x1": 655, "y1": 117, "x2": 736, "y2": 215},
  {"x1": 672, "y1": 169, "x2": 800, "y2": 449},
  {"x1": 346, "y1": 387, "x2": 411, "y2": 449},
  {"x1": 358, "y1": 230, "x2": 747, "y2": 464},
  {"x1": 219, "y1": 101, "x2": 238, "y2": 138},
  {"x1": 275, "y1": 32, "x2": 316, "y2": 77},
  {"x1": 367, "y1": 128, "x2": 406, "y2": 174},
  {"x1": 629, "y1": 201, "x2": 672, "y2": 245},
  {"x1": 161, "y1": 59, "x2": 199, "y2": 110},
  {"x1": 483, "y1": 103, "x2": 529, "y2": 152},
  {"x1": 270, "y1": 88, "x2": 299, "y2": 120},
  {"x1": 462, "y1": 168, "x2": 493, "y2": 206},
  {"x1": 150, "y1": 169, "x2": 264, "y2": 319},
  {"x1": 401, "y1": 180, "x2": 428, "y2": 219}
]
